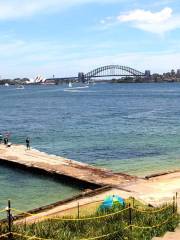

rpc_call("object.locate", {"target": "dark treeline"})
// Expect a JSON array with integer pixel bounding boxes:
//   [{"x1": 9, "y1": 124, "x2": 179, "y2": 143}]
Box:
[{"x1": 0, "y1": 78, "x2": 30, "y2": 85}]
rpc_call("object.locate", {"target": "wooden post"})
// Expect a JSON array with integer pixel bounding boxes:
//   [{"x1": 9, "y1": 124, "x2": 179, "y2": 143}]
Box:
[
  {"x1": 77, "y1": 202, "x2": 80, "y2": 219},
  {"x1": 7, "y1": 200, "x2": 12, "y2": 240},
  {"x1": 128, "y1": 203, "x2": 132, "y2": 239},
  {"x1": 132, "y1": 197, "x2": 135, "y2": 208},
  {"x1": 175, "y1": 192, "x2": 178, "y2": 213},
  {"x1": 173, "y1": 196, "x2": 175, "y2": 214}
]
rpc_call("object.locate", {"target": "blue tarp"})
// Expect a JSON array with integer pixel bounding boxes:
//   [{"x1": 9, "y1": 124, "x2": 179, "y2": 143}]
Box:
[{"x1": 99, "y1": 195, "x2": 125, "y2": 210}]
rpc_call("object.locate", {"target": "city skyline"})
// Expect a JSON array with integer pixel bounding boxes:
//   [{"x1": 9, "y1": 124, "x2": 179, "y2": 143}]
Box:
[{"x1": 0, "y1": 0, "x2": 180, "y2": 78}]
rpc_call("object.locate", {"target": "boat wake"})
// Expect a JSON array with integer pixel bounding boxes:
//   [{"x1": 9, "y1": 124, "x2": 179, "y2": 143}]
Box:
[{"x1": 64, "y1": 86, "x2": 89, "y2": 92}]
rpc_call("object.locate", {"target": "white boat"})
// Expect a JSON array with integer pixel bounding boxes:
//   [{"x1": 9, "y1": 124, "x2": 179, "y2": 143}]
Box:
[
  {"x1": 64, "y1": 83, "x2": 89, "y2": 92},
  {"x1": 16, "y1": 85, "x2": 24, "y2": 90},
  {"x1": 73, "y1": 85, "x2": 89, "y2": 89},
  {"x1": 4, "y1": 83, "x2": 9, "y2": 87}
]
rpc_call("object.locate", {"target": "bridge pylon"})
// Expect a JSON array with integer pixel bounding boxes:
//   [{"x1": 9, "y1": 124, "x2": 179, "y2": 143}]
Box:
[{"x1": 78, "y1": 72, "x2": 85, "y2": 82}]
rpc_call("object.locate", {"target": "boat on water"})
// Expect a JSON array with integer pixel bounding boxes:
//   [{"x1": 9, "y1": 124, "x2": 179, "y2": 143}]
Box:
[
  {"x1": 4, "y1": 83, "x2": 9, "y2": 87},
  {"x1": 71, "y1": 85, "x2": 89, "y2": 89},
  {"x1": 64, "y1": 85, "x2": 89, "y2": 92},
  {"x1": 16, "y1": 85, "x2": 25, "y2": 90},
  {"x1": 64, "y1": 82, "x2": 89, "y2": 91}
]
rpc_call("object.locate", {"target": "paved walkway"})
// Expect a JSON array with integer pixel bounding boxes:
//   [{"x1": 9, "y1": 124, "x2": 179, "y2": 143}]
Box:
[{"x1": 123, "y1": 172, "x2": 180, "y2": 207}]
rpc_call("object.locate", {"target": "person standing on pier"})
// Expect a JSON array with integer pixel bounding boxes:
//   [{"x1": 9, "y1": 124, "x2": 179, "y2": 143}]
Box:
[
  {"x1": 4, "y1": 132, "x2": 10, "y2": 145},
  {"x1": 0, "y1": 133, "x2": 3, "y2": 143},
  {"x1": 26, "y1": 137, "x2": 30, "y2": 150},
  {"x1": 4, "y1": 136, "x2": 8, "y2": 145}
]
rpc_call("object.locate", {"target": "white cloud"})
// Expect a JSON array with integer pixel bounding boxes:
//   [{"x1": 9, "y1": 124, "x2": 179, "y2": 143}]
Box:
[
  {"x1": 101, "y1": 7, "x2": 180, "y2": 34},
  {"x1": 118, "y1": 7, "x2": 172, "y2": 23},
  {"x1": 0, "y1": 0, "x2": 119, "y2": 20},
  {"x1": 118, "y1": 7, "x2": 180, "y2": 34}
]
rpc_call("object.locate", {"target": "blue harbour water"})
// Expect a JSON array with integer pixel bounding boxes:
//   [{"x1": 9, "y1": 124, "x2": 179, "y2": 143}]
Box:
[{"x1": 0, "y1": 83, "x2": 180, "y2": 210}]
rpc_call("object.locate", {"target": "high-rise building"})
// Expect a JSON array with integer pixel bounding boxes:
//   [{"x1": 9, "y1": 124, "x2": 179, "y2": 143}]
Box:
[
  {"x1": 177, "y1": 69, "x2": 180, "y2": 77},
  {"x1": 171, "y1": 69, "x2": 175, "y2": 76},
  {"x1": 145, "y1": 70, "x2": 151, "y2": 77}
]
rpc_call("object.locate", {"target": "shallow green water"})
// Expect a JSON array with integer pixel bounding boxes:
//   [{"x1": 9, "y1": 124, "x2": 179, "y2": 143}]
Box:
[{"x1": 0, "y1": 165, "x2": 80, "y2": 212}]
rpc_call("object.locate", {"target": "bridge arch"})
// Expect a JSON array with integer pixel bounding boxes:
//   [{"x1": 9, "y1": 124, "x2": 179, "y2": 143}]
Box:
[{"x1": 84, "y1": 65, "x2": 145, "y2": 79}]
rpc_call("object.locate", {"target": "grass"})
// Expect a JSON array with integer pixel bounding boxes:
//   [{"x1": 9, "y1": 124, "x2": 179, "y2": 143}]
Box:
[
  {"x1": 37, "y1": 197, "x2": 147, "y2": 219},
  {"x1": 0, "y1": 198, "x2": 179, "y2": 240}
]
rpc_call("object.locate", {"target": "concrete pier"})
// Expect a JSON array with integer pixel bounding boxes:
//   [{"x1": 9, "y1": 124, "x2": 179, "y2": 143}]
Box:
[{"x1": 0, "y1": 144, "x2": 137, "y2": 188}]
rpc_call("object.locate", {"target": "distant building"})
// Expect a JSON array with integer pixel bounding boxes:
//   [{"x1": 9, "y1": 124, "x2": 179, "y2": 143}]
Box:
[
  {"x1": 144, "y1": 70, "x2": 151, "y2": 81},
  {"x1": 177, "y1": 69, "x2": 180, "y2": 77},
  {"x1": 171, "y1": 69, "x2": 175, "y2": 76},
  {"x1": 34, "y1": 75, "x2": 46, "y2": 83},
  {"x1": 145, "y1": 70, "x2": 151, "y2": 77}
]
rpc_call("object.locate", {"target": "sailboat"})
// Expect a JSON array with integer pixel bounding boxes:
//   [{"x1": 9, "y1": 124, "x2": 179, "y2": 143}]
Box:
[{"x1": 69, "y1": 82, "x2": 72, "y2": 88}]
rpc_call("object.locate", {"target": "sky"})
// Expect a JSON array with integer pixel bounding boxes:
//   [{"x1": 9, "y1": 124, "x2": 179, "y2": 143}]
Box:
[{"x1": 0, "y1": 0, "x2": 180, "y2": 78}]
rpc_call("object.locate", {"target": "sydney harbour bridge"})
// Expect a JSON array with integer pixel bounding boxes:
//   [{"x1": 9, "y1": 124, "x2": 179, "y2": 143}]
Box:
[{"x1": 47, "y1": 65, "x2": 150, "y2": 83}]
